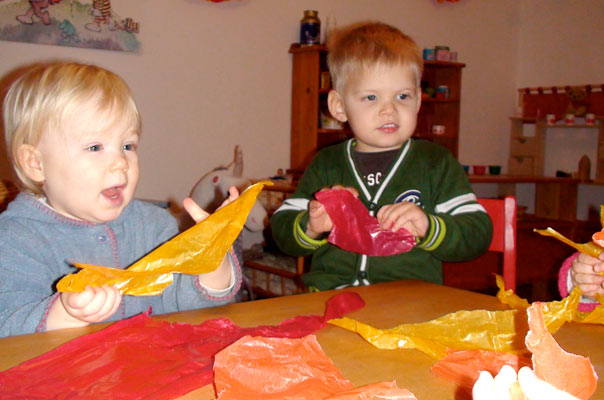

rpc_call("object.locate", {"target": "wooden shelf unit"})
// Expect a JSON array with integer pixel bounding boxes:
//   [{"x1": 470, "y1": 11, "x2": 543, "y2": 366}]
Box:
[
  {"x1": 289, "y1": 44, "x2": 465, "y2": 172},
  {"x1": 468, "y1": 174, "x2": 580, "y2": 222},
  {"x1": 508, "y1": 84, "x2": 604, "y2": 178},
  {"x1": 415, "y1": 60, "x2": 465, "y2": 158},
  {"x1": 508, "y1": 116, "x2": 604, "y2": 177}
]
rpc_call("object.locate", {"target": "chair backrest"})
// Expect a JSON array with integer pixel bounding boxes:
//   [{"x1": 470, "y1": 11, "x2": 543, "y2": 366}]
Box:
[
  {"x1": 477, "y1": 196, "x2": 517, "y2": 292},
  {"x1": 0, "y1": 179, "x2": 19, "y2": 213}
]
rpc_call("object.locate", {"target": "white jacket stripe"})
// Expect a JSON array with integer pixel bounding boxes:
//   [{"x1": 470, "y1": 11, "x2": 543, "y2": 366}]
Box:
[
  {"x1": 275, "y1": 198, "x2": 309, "y2": 213},
  {"x1": 450, "y1": 203, "x2": 487, "y2": 215},
  {"x1": 435, "y1": 193, "x2": 478, "y2": 214}
]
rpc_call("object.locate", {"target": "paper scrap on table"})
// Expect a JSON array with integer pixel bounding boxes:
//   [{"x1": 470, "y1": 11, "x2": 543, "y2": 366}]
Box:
[
  {"x1": 213, "y1": 335, "x2": 417, "y2": 400},
  {"x1": 432, "y1": 302, "x2": 598, "y2": 399},
  {"x1": 329, "y1": 306, "x2": 527, "y2": 360},
  {"x1": 57, "y1": 181, "x2": 271, "y2": 296},
  {"x1": 329, "y1": 274, "x2": 604, "y2": 361},
  {"x1": 315, "y1": 189, "x2": 416, "y2": 257},
  {"x1": 526, "y1": 302, "x2": 598, "y2": 400},
  {"x1": 496, "y1": 271, "x2": 604, "y2": 327},
  {"x1": 0, "y1": 292, "x2": 366, "y2": 399}
]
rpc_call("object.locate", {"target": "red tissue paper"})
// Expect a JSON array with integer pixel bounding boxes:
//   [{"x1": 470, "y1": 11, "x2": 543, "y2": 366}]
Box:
[
  {"x1": 315, "y1": 189, "x2": 416, "y2": 256},
  {"x1": 0, "y1": 292, "x2": 365, "y2": 400}
]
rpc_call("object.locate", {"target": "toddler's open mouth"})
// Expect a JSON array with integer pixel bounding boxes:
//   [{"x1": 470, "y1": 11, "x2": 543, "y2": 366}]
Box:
[
  {"x1": 379, "y1": 123, "x2": 398, "y2": 132},
  {"x1": 102, "y1": 185, "x2": 124, "y2": 200}
]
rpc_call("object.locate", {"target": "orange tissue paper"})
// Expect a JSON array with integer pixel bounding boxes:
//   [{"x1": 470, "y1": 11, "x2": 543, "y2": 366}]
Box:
[
  {"x1": 213, "y1": 335, "x2": 418, "y2": 400},
  {"x1": 526, "y1": 302, "x2": 598, "y2": 399}
]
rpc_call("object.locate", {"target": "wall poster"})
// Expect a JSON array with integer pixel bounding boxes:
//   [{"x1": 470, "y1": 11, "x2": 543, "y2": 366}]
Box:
[{"x1": 0, "y1": 0, "x2": 141, "y2": 52}]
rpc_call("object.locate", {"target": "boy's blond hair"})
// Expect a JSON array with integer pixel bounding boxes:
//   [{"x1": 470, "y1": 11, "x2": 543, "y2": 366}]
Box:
[
  {"x1": 327, "y1": 22, "x2": 423, "y2": 92},
  {"x1": 2, "y1": 62, "x2": 141, "y2": 195}
]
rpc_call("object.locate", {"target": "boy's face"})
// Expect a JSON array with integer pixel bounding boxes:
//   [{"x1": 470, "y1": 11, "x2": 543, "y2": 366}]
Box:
[
  {"x1": 33, "y1": 99, "x2": 140, "y2": 224},
  {"x1": 328, "y1": 63, "x2": 421, "y2": 153}
]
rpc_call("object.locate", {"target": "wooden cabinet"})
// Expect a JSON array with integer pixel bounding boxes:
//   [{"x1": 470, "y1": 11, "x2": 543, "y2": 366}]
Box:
[
  {"x1": 508, "y1": 116, "x2": 604, "y2": 177},
  {"x1": 289, "y1": 43, "x2": 465, "y2": 172},
  {"x1": 415, "y1": 60, "x2": 465, "y2": 158},
  {"x1": 508, "y1": 84, "x2": 604, "y2": 178}
]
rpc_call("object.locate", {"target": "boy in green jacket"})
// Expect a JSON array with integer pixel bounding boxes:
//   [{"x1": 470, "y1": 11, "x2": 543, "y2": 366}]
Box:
[{"x1": 271, "y1": 22, "x2": 492, "y2": 291}]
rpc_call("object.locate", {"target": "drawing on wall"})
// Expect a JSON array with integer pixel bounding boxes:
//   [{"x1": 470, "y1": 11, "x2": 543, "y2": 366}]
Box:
[{"x1": 0, "y1": 0, "x2": 141, "y2": 52}]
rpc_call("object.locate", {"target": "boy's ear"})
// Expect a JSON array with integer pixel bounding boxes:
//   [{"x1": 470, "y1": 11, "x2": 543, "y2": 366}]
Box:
[
  {"x1": 327, "y1": 90, "x2": 348, "y2": 123},
  {"x1": 415, "y1": 87, "x2": 422, "y2": 113},
  {"x1": 16, "y1": 144, "x2": 45, "y2": 183}
]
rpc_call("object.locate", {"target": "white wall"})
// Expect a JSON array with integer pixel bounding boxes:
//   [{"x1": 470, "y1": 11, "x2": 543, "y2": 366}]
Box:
[
  {"x1": 515, "y1": 0, "x2": 604, "y2": 219},
  {"x1": 0, "y1": 0, "x2": 602, "y2": 210}
]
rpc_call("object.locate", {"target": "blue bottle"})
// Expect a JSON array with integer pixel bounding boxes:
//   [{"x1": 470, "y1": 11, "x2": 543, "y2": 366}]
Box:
[{"x1": 300, "y1": 10, "x2": 320, "y2": 46}]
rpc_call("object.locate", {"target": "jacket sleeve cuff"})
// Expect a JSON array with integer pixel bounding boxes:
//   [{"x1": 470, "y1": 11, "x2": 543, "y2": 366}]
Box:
[
  {"x1": 197, "y1": 249, "x2": 240, "y2": 298},
  {"x1": 416, "y1": 214, "x2": 446, "y2": 251},
  {"x1": 558, "y1": 252, "x2": 578, "y2": 298},
  {"x1": 294, "y1": 211, "x2": 328, "y2": 250}
]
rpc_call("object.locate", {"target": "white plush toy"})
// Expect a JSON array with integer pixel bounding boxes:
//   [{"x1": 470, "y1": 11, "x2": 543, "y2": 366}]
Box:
[{"x1": 189, "y1": 146, "x2": 268, "y2": 251}]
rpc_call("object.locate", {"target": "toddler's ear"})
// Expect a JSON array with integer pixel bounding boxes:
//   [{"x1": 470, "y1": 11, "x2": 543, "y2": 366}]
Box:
[
  {"x1": 17, "y1": 144, "x2": 45, "y2": 183},
  {"x1": 327, "y1": 90, "x2": 348, "y2": 123}
]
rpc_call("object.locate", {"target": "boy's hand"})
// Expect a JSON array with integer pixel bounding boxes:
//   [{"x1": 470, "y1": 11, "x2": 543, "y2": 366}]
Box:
[
  {"x1": 306, "y1": 199, "x2": 332, "y2": 239},
  {"x1": 307, "y1": 186, "x2": 359, "y2": 239},
  {"x1": 60, "y1": 285, "x2": 122, "y2": 324},
  {"x1": 570, "y1": 252, "x2": 604, "y2": 298},
  {"x1": 376, "y1": 201, "x2": 429, "y2": 238}
]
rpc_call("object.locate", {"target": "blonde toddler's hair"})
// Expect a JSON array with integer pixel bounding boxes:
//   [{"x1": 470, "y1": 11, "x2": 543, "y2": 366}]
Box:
[
  {"x1": 2, "y1": 62, "x2": 141, "y2": 195},
  {"x1": 327, "y1": 22, "x2": 423, "y2": 93}
]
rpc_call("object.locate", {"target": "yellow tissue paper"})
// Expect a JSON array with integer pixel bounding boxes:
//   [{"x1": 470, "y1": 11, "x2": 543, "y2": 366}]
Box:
[
  {"x1": 495, "y1": 266, "x2": 604, "y2": 326},
  {"x1": 534, "y1": 204, "x2": 604, "y2": 265},
  {"x1": 329, "y1": 274, "x2": 604, "y2": 361},
  {"x1": 329, "y1": 308, "x2": 528, "y2": 360},
  {"x1": 57, "y1": 181, "x2": 271, "y2": 296},
  {"x1": 533, "y1": 227, "x2": 604, "y2": 259}
]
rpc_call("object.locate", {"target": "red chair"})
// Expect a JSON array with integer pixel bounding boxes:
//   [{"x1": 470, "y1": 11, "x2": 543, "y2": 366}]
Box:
[
  {"x1": 477, "y1": 196, "x2": 517, "y2": 292},
  {"x1": 443, "y1": 196, "x2": 517, "y2": 293}
]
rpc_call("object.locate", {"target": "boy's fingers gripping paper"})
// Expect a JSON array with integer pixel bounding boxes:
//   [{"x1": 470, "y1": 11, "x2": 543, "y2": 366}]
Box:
[{"x1": 315, "y1": 189, "x2": 416, "y2": 256}]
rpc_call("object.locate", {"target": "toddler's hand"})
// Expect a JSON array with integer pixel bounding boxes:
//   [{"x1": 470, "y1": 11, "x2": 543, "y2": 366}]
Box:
[
  {"x1": 570, "y1": 252, "x2": 604, "y2": 298},
  {"x1": 184, "y1": 186, "x2": 240, "y2": 224},
  {"x1": 376, "y1": 201, "x2": 428, "y2": 238},
  {"x1": 306, "y1": 185, "x2": 359, "y2": 239},
  {"x1": 184, "y1": 187, "x2": 239, "y2": 290},
  {"x1": 472, "y1": 365, "x2": 579, "y2": 400},
  {"x1": 61, "y1": 285, "x2": 122, "y2": 324},
  {"x1": 306, "y1": 199, "x2": 332, "y2": 239}
]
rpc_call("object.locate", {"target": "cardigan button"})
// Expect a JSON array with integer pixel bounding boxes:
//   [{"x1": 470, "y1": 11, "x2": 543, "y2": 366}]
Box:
[
  {"x1": 97, "y1": 234, "x2": 108, "y2": 243},
  {"x1": 358, "y1": 271, "x2": 367, "y2": 279}
]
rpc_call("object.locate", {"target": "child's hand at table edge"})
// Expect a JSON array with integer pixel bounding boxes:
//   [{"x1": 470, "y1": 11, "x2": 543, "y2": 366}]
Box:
[
  {"x1": 183, "y1": 186, "x2": 239, "y2": 290},
  {"x1": 46, "y1": 285, "x2": 122, "y2": 330},
  {"x1": 472, "y1": 365, "x2": 579, "y2": 400},
  {"x1": 306, "y1": 185, "x2": 359, "y2": 239},
  {"x1": 571, "y1": 252, "x2": 604, "y2": 298},
  {"x1": 376, "y1": 201, "x2": 428, "y2": 239}
]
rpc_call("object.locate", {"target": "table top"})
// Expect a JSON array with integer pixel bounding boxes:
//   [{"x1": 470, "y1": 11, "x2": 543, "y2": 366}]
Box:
[{"x1": 1, "y1": 280, "x2": 602, "y2": 399}]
